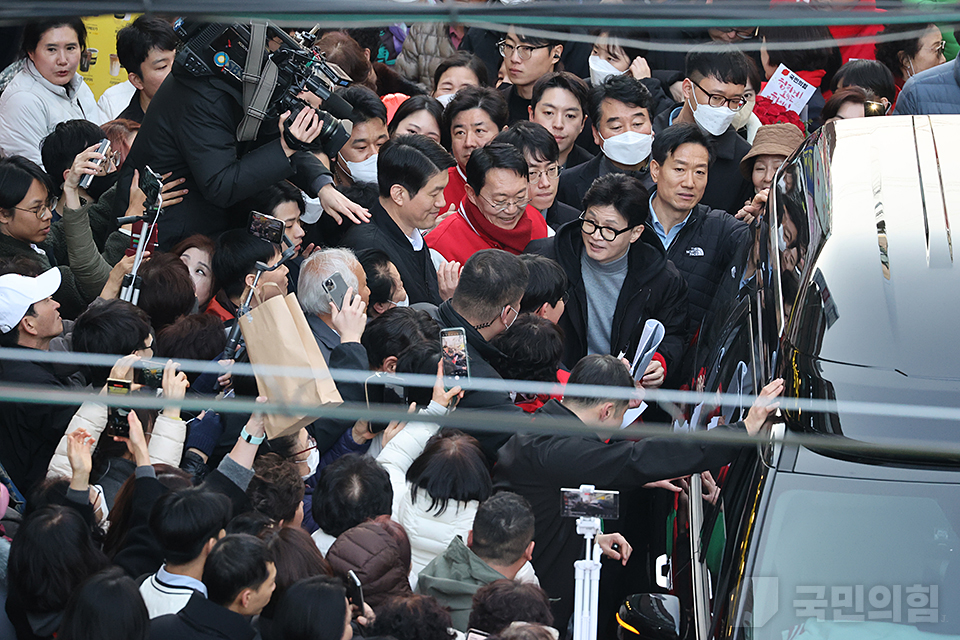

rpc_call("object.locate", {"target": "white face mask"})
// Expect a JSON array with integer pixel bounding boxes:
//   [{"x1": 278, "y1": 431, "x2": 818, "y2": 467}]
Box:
[
  {"x1": 600, "y1": 130, "x2": 653, "y2": 166},
  {"x1": 588, "y1": 55, "x2": 623, "y2": 86},
  {"x1": 340, "y1": 152, "x2": 379, "y2": 184},
  {"x1": 730, "y1": 98, "x2": 755, "y2": 130},
  {"x1": 302, "y1": 447, "x2": 320, "y2": 480},
  {"x1": 436, "y1": 93, "x2": 456, "y2": 107},
  {"x1": 689, "y1": 94, "x2": 739, "y2": 137},
  {"x1": 392, "y1": 294, "x2": 409, "y2": 308},
  {"x1": 777, "y1": 224, "x2": 787, "y2": 252}
]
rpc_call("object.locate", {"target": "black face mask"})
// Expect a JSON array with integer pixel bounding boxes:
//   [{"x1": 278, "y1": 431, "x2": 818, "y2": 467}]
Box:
[{"x1": 86, "y1": 171, "x2": 119, "y2": 202}]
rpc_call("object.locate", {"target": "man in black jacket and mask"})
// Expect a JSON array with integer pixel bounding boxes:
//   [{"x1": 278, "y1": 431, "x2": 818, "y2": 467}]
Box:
[
  {"x1": 527, "y1": 173, "x2": 687, "y2": 384},
  {"x1": 493, "y1": 354, "x2": 784, "y2": 628},
  {"x1": 116, "y1": 31, "x2": 368, "y2": 249}
]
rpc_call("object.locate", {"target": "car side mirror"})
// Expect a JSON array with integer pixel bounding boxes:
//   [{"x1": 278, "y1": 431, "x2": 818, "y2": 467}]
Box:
[{"x1": 617, "y1": 594, "x2": 681, "y2": 640}]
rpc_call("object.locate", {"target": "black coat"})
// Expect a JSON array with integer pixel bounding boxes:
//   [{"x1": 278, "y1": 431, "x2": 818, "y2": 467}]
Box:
[
  {"x1": 492, "y1": 398, "x2": 748, "y2": 627},
  {"x1": 647, "y1": 202, "x2": 750, "y2": 332},
  {"x1": 526, "y1": 220, "x2": 689, "y2": 373},
  {"x1": 151, "y1": 592, "x2": 258, "y2": 640},
  {"x1": 544, "y1": 199, "x2": 580, "y2": 231},
  {"x1": 435, "y1": 301, "x2": 525, "y2": 460},
  {"x1": 652, "y1": 107, "x2": 754, "y2": 217},
  {"x1": 0, "y1": 354, "x2": 81, "y2": 494},
  {"x1": 341, "y1": 200, "x2": 442, "y2": 306},
  {"x1": 116, "y1": 66, "x2": 332, "y2": 249},
  {"x1": 556, "y1": 153, "x2": 654, "y2": 211},
  {"x1": 564, "y1": 144, "x2": 594, "y2": 170}
]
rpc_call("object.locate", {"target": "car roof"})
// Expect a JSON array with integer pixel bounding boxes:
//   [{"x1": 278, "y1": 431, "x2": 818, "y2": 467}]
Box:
[{"x1": 788, "y1": 115, "x2": 960, "y2": 379}]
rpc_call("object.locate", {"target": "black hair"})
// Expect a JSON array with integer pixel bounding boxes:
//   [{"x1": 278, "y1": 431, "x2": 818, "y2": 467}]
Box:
[
  {"x1": 212, "y1": 229, "x2": 280, "y2": 299},
  {"x1": 338, "y1": 84, "x2": 388, "y2": 126},
  {"x1": 433, "y1": 51, "x2": 490, "y2": 93},
  {"x1": 406, "y1": 429, "x2": 492, "y2": 515},
  {"x1": 518, "y1": 254, "x2": 567, "y2": 314},
  {"x1": 464, "y1": 142, "x2": 529, "y2": 195},
  {"x1": 247, "y1": 453, "x2": 306, "y2": 524},
  {"x1": 203, "y1": 534, "x2": 274, "y2": 608},
  {"x1": 371, "y1": 594, "x2": 456, "y2": 640},
  {"x1": 241, "y1": 180, "x2": 305, "y2": 218},
  {"x1": 820, "y1": 86, "x2": 867, "y2": 123},
  {"x1": 388, "y1": 94, "x2": 444, "y2": 138},
  {"x1": 490, "y1": 314, "x2": 564, "y2": 384},
  {"x1": 452, "y1": 249, "x2": 529, "y2": 325},
  {"x1": 494, "y1": 121, "x2": 560, "y2": 165},
  {"x1": 149, "y1": 487, "x2": 232, "y2": 565},
  {"x1": 564, "y1": 354, "x2": 635, "y2": 410},
  {"x1": 581, "y1": 173, "x2": 649, "y2": 229},
  {"x1": 7, "y1": 505, "x2": 110, "y2": 614},
  {"x1": 0, "y1": 155, "x2": 55, "y2": 210},
  {"x1": 507, "y1": 24, "x2": 566, "y2": 49},
  {"x1": 829, "y1": 59, "x2": 897, "y2": 103},
  {"x1": 590, "y1": 27, "x2": 649, "y2": 65},
  {"x1": 362, "y1": 306, "x2": 438, "y2": 370},
  {"x1": 377, "y1": 134, "x2": 455, "y2": 199},
  {"x1": 587, "y1": 74, "x2": 653, "y2": 130},
  {"x1": 744, "y1": 55, "x2": 763, "y2": 94},
  {"x1": 876, "y1": 23, "x2": 938, "y2": 79},
  {"x1": 468, "y1": 580, "x2": 554, "y2": 634},
  {"x1": 137, "y1": 251, "x2": 196, "y2": 331},
  {"x1": 651, "y1": 122, "x2": 715, "y2": 166},
  {"x1": 72, "y1": 298, "x2": 152, "y2": 387},
  {"x1": 115, "y1": 15, "x2": 178, "y2": 78},
  {"x1": 758, "y1": 25, "x2": 835, "y2": 75},
  {"x1": 272, "y1": 576, "x2": 349, "y2": 640},
  {"x1": 40, "y1": 120, "x2": 105, "y2": 192},
  {"x1": 396, "y1": 341, "x2": 442, "y2": 407},
  {"x1": 155, "y1": 313, "x2": 228, "y2": 384},
  {"x1": 58, "y1": 567, "x2": 149, "y2": 640},
  {"x1": 530, "y1": 71, "x2": 589, "y2": 115},
  {"x1": 226, "y1": 510, "x2": 277, "y2": 536},
  {"x1": 312, "y1": 453, "x2": 393, "y2": 537},
  {"x1": 20, "y1": 17, "x2": 87, "y2": 58},
  {"x1": 357, "y1": 248, "x2": 396, "y2": 310},
  {"x1": 470, "y1": 492, "x2": 535, "y2": 567},
  {"x1": 684, "y1": 44, "x2": 751, "y2": 86},
  {"x1": 442, "y1": 85, "x2": 509, "y2": 152}
]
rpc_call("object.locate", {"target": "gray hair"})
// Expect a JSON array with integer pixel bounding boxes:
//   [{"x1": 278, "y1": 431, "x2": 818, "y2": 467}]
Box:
[{"x1": 299, "y1": 247, "x2": 360, "y2": 315}]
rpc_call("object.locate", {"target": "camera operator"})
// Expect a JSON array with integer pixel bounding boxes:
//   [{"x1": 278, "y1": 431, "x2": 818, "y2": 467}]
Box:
[{"x1": 115, "y1": 31, "x2": 369, "y2": 250}]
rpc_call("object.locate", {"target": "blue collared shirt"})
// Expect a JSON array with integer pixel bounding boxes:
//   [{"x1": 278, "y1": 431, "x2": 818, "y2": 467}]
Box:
[
  {"x1": 156, "y1": 565, "x2": 208, "y2": 597},
  {"x1": 648, "y1": 192, "x2": 692, "y2": 251}
]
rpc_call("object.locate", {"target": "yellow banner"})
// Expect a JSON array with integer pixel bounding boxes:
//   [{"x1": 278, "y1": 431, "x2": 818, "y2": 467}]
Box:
[{"x1": 78, "y1": 14, "x2": 140, "y2": 100}]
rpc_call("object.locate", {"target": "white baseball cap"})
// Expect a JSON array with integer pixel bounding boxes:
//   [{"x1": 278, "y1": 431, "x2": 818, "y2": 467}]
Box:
[{"x1": 0, "y1": 268, "x2": 61, "y2": 333}]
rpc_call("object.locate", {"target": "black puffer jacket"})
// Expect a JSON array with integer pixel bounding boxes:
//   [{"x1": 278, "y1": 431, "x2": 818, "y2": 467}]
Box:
[
  {"x1": 526, "y1": 219, "x2": 689, "y2": 372},
  {"x1": 647, "y1": 201, "x2": 750, "y2": 333}
]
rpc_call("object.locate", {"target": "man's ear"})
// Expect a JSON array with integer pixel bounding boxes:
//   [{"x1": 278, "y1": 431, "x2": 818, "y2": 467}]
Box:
[
  {"x1": 681, "y1": 77, "x2": 694, "y2": 102},
  {"x1": 128, "y1": 72, "x2": 145, "y2": 92},
  {"x1": 19, "y1": 315, "x2": 39, "y2": 338},
  {"x1": 528, "y1": 105, "x2": 535, "y2": 120},
  {"x1": 534, "y1": 303, "x2": 549, "y2": 319},
  {"x1": 389, "y1": 183, "x2": 406, "y2": 207},
  {"x1": 465, "y1": 183, "x2": 479, "y2": 208},
  {"x1": 628, "y1": 224, "x2": 644, "y2": 245},
  {"x1": 592, "y1": 124, "x2": 602, "y2": 148},
  {"x1": 244, "y1": 272, "x2": 258, "y2": 291},
  {"x1": 649, "y1": 159, "x2": 661, "y2": 184},
  {"x1": 373, "y1": 301, "x2": 391, "y2": 316},
  {"x1": 238, "y1": 588, "x2": 253, "y2": 610},
  {"x1": 523, "y1": 540, "x2": 535, "y2": 562},
  {"x1": 599, "y1": 400, "x2": 617, "y2": 423},
  {"x1": 551, "y1": 44, "x2": 564, "y2": 62},
  {"x1": 467, "y1": 530, "x2": 474, "y2": 548},
  {"x1": 381, "y1": 355, "x2": 398, "y2": 373}
]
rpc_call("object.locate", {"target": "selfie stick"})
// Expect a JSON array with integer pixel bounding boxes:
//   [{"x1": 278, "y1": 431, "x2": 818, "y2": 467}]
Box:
[
  {"x1": 119, "y1": 168, "x2": 163, "y2": 305},
  {"x1": 223, "y1": 235, "x2": 297, "y2": 360},
  {"x1": 573, "y1": 485, "x2": 603, "y2": 640}
]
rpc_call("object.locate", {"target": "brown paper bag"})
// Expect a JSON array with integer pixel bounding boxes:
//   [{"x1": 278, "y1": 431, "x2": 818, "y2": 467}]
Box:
[{"x1": 240, "y1": 291, "x2": 342, "y2": 438}]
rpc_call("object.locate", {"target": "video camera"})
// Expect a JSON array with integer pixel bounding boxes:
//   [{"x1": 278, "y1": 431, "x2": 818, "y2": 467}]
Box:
[{"x1": 172, "y1": 19, "x2": 354, "y2": 156}]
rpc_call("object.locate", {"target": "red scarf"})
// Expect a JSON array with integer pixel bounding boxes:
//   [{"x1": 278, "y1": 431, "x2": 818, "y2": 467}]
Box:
[{"x1": 461, "y1": 197, "x2": 548, "y2": 255}]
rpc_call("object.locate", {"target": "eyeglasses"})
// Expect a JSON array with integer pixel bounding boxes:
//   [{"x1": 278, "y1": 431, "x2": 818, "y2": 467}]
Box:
[
  {"x1": 498, "y1": 40, "x2": 550, "y2": 61},
  {"x1": 288, "y1": 435, "x2": 317, "y2": 460},
  {"x1": 12, "y1": 197, "x2": 58, "y2": 220},
  {"x1": 479, "y1": 191, "x2": 531, "y2": 213},
  {"x1": 528, "y1": 165, "x2": 561, "y2": 183},
  {"x1": 105, "y1": 149, "x2": 123, "y2": 170},
  {"x1": 690, "y1": 78, "x2": 746, "y2": 110},
  {"x1": 932, "y1": 40, "x2": 947, "y2": 56},
  {"x1": 579, "y1": 215, "x2": 635, "y2": 242}
]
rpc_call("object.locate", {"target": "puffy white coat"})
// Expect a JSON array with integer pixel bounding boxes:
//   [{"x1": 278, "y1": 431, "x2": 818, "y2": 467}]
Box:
[
  {"x1": 0, "y1": 61, "x2": 103, "y2": 165},
  {"x1": 47, "y1": 401, "x2": 186, "y2": 480}
]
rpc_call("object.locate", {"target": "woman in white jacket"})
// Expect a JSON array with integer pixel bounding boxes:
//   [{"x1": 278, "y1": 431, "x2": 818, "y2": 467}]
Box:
[{"x1": 0, "y1": 18, "x2": 103, "y2": 166}]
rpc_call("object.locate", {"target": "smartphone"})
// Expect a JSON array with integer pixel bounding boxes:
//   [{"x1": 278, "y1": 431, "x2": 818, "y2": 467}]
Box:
[
  {"x1": 465, "y1": 630, "x2": 490, "y2": 640},
  {"x1": 249, "y1": 210, "x2": 285, "y2": 245},
  {"x1": 80, "y1": 138, "x2": 110, "y2": 190},
  {"x1": 125, "y1": 219, "x2": 158, "y2": 258},
  {"x1": 561, "y1": 487, "x2": 620, "y2": 520},
  {"x1": 440, "y1": 327, "x2": 470, "y2": 384},
  {"x1": 346, "y1": 570, "x2": 365, "y2": 614},
  {"x1": 139, "y1": 165, "x2": 163, "y2": 209},
  {"x1": 105, "y1": 378, "x2": 132, "y2": 438},
  {"x1": 322, "y1": 271, "x2": 351, "y2": 311},
  {"x1": 136, "y1": 360, "x2": 166, "y2": 389}
]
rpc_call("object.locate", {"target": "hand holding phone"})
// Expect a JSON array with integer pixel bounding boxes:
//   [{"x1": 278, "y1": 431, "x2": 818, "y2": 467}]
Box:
[
  {"x1": 79, "y1": 139, "x2": 110, "y2": 190},
  {"x1": 440, "y1": 328, "x2": 470, "y2": 387},
  {"x1": 346, "y1": 570, "x2": 365, "y2": 616},
  {"x1": 105, "y1": 378, "x2": 132, "y2": 438},
  {"x1": 322, "y1": 271, "x2": 352, "y2": 311}
]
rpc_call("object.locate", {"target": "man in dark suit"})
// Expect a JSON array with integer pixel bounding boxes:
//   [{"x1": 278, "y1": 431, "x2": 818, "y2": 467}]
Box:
[{"x1": 556, "y1": 75, "x2": 656, "y2": 211}]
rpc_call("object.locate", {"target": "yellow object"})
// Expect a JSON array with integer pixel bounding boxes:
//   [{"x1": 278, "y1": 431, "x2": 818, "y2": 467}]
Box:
[{"x1": 78, "y1": 14, "x2": 140, "y2": 100}]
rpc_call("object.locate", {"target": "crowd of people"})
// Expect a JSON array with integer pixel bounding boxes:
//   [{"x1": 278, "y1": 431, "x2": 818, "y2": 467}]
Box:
[{"x1": 0, "y1": 7, "x2": 956, "y2": 640}]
